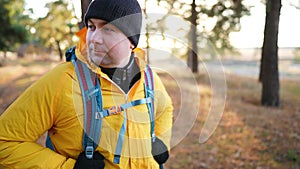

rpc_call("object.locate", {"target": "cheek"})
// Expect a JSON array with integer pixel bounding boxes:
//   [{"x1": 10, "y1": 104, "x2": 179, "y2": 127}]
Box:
[
  {"x1": 86, "y1": 32, "x2": 92, "y2": 43},
  {"x1": 109, "y1": 40, "x2": 131, "y2": 56},
  {"x1": 106, "y1": 36, "x2": 126, "y2": 49}
]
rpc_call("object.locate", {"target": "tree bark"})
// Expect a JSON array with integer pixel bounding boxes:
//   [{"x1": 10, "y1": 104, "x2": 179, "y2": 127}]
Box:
[
  {"x1": 260, "y1": 0, "x2": 281, "y2": 107},
  {"x1": 79, "y1": 0, "x2": 92, "y2": 29},
  {"x1": 143, "y1": 0, "x2": 150, "y2": 64},
  {"x1": 56, "y1": 40, "x2": 63, "y2": 61},
  {"x1": 187, "y1": 0, "x2": 198, "y2": 73}
]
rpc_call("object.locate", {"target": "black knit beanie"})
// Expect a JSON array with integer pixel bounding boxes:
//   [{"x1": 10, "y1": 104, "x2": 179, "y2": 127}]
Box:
[{"x1": 84, "y1": 0, "x2": 142, "y2": 48}]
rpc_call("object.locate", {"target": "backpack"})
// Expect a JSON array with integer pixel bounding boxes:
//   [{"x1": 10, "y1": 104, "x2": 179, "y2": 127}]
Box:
[{"x1": 46, "y1": 46, "x2": 168, "y2": 168}]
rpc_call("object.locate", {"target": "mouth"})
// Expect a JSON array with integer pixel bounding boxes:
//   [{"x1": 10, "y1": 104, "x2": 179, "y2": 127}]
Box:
[
  {"x1": 89, "y1": 50, "x2": 108, "y2": 58},
  {"x1": 88, "y1": 44, "x2": 107, "y2": 56},
  {"x1": 93, "y1": 50, "x2": 107, "y2": 56}
]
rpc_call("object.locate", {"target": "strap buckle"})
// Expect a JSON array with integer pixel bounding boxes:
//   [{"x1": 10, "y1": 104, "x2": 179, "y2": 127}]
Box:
[
  {"x1": 152, "y1": 133, "x2": 156, "y2": 143},
  {"x1": 113, "y1": 154, "x2": 121, "y2": 164},
  {"x1": 85, "y1": 145, "x2": 94, "y2": 159}
]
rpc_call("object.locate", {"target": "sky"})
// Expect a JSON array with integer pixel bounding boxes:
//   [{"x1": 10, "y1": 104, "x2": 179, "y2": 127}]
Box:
[
  {"x1": 230, "y1": 0, "x2": 300, "y2": 48},
  {"x1": 24, "y1": 0, "x2": 300, "y2": 48},
  {"x1": 25, "y1": 0, "x2": 54, "y2": 18}
]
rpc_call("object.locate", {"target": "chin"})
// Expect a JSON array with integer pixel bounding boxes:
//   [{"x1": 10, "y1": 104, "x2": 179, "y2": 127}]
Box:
[
  {"x1": 93, "y1": 58, "x2": 104, "y2": 66},
  {"x1": 87, "y1": 54, "x2": 102, "y2": 66}
]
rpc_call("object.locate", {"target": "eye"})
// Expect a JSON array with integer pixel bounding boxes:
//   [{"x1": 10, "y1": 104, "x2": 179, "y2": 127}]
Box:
[
  {"x1": 102, "y1": 26, "x2": 115, "y2": 33},
  {"x1": 87, "y1": 24, "x2": 96, "y2": 31}
]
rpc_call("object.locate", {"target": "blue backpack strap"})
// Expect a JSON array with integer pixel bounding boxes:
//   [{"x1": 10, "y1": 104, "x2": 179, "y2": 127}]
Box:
[
  {"x1": 113, "y1": 112, "x2": 127, "y2": 164},
  {"x1": 144, "y1": 65, "x2": 155, "y2": 142},
  {"x1": 74, "y1": 57, "x2": 154, "y2": 163},
  {"x1": 45, "y1": 133, "x2": 55, "y2": 150},
  {"x1": 95, "y1": 98, "x2": 151, "y2": 118},
  {"x1": 70, "y1": 51, "x2": 155, "y2": 164},
  {"x1": 111, "y1": 65, "x2": 155, "y2": 164},
  {"x1": 71, "y1": 55, "x2": 103, "y2": 159},
  {"x1": 111, "y1": 97, "x2": 152, "y2": 164},
  {"x1": 145, "y1": 65, "x2": 166, "y2": 169}
]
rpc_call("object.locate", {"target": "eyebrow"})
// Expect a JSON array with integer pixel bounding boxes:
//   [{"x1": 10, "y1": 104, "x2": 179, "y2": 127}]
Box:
[{"x1": 88, "y1": 19, "x2": 107, "y2": 26}]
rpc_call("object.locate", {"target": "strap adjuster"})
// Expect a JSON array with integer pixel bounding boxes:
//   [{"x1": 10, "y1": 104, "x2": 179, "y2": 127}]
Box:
[
  {"x1": 85, "y1": 145, "x2": 94, "y2": 159},
  {"x1": 152, "y1": 133, "x2": 156, "y2": 143},
  {"x1": 113, "y1": 154, "x2": 121, "y2": 164}
]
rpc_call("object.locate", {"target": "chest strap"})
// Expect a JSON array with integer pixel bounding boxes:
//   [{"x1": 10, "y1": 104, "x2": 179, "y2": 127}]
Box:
[{"x1": 95, "y1": 97, "x2": 152, "y2": 119}]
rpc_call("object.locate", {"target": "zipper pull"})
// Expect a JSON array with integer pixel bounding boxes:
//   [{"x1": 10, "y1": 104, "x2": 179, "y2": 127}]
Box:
[{"x1": 122, "y1": 69, "x2": 127, "y2": 81}]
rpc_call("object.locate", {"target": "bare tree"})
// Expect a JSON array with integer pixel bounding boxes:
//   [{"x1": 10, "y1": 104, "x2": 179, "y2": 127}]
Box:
[
  {"x1": 79, "y1": 0, "x2": 92, "y2": 29},
  {"x1": 156, "y1": 0, "x2": 249, "y2": 73},
  {"x1": 260, "y1": 0, "x2": 281, "y2": 107},
  {"x1": 187, "y1": 0, "x2": 198, "y2": 73},
  {"x1": 142, "y1": 0, "x2": 151, "y2": 64}
]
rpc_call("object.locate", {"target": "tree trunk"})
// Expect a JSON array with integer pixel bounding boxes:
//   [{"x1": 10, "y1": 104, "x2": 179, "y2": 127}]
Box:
[
  {"x1": 260, "y1": 0, "x2": 281, "y2": 107},
  {"x1": 56, "y1": 40, "x2": 63, "y2": 61},
  {"x1": 143, "y1": 0, "x2": 150, "y2": 64},
  {"x1": 187, "y1": 0, "x2": 198, "y2": 73},
  {"x1": 79, "y1": 0, "x2": 92, "y2": 29}
]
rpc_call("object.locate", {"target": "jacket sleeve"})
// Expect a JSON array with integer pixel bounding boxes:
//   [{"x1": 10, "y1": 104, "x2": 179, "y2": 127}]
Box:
[
  {"x1": 0, "y1": 63, "x2": 76, "y2": 169},
  {"x1": 153, "y1": 72, "x2": 173, "y2": 150}
]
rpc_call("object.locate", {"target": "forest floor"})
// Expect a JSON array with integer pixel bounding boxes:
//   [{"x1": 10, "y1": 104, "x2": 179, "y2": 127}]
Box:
[{"x1": 0, "y1": 57, "x2": 299, "y2": 169}]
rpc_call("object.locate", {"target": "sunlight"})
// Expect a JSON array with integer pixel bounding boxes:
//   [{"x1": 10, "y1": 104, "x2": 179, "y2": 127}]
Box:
[
  {"x1": 24, "y1": 0, "x2": 54, "y2": 19},
  {"x1": 24, "y1": 0, "x2": 300, "y2": 48},
  {"x1": 30, "y1": 27, "x2": 36, "y2": 34}
]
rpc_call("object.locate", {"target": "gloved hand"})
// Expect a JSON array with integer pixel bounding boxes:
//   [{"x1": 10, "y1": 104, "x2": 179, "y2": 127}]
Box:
[
  {"x1": 151, "y1": 138, "x2": 169, "y2": 164},
  {"x1": 73, "y1": 151, "x2": 105, "y2": 169}
]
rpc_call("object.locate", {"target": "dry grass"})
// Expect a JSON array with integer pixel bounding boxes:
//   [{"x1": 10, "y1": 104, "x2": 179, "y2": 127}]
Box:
[
  {"x1": 162, "y1": 72, "x2": 300, "y2": 169},
  {"x1": 0, "y1": 59, "x2": 299, "y2": 169}
]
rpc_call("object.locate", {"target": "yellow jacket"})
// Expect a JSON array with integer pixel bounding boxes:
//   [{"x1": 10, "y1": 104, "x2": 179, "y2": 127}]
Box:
[{"x1": 0, "y1": 29, "x2": 173, "y2": 169}]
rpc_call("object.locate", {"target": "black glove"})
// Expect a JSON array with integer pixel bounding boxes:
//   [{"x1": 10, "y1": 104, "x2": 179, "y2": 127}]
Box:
[
  {"x1": 73, "y1": 151, "x2": 105, "y2": 169},
  {"x1": 151, "y1": 138, "x2": 169, "y2": 164}
]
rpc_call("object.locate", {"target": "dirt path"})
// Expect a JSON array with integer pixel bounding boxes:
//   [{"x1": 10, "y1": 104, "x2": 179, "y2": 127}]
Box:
[{"x1": 201, "y1": 59, "x2": 300, "y2": 81}]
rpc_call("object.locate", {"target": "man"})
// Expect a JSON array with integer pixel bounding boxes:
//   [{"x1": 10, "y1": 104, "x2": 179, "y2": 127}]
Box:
[{"x1": 0, "y1": 0, "x2": 173, "y2": 168}]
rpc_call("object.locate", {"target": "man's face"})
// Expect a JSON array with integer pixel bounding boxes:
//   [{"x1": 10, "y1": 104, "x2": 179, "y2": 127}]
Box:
[{"x1": 86, "y1": 18, "x2": 133, "y2": 68}]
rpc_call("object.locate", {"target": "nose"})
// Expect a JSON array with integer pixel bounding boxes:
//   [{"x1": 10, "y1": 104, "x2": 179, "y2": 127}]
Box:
[{"x1": 91, "y1": 29, "x2": 104, "y2": 44}]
